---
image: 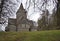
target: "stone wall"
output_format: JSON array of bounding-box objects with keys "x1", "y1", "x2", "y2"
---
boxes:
[
  {"x1": 17, "y1": 24, "x2": 30, "y2": 31},
  {"x1": 8, "y1": 25, "x2": 16, "y2": 31}
]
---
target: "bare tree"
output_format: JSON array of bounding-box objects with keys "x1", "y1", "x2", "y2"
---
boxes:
[{"x1": 0, "y1": 0, "x2": 21, "y2": 31}]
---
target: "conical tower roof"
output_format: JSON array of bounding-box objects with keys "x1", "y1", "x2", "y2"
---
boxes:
[
  {"x1": 17, "y1": 3, "x2": 26, "y2": 13},
  {"x1": 20, "y1": 3, "x2": 24, "y2": 10}
]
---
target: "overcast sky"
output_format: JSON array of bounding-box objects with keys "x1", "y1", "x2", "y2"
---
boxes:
[
  {"x1": 6, "y1": 0, "x2": 57, "y2": 22},
  {"x1": 22, "y1": 0, "x2": 57, "y2": 22}
]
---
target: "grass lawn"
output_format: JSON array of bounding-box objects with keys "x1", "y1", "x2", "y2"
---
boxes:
[{"x1": 0, "y1": 30, "x2": 60, "y2": 41}]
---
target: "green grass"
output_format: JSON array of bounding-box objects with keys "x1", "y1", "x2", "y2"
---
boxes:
[{"x1": 0, "y1": 30, "x2": 60, "y2": 41}]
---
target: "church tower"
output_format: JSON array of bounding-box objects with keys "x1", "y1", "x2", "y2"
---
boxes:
[{"x1": 16, "y1": 3, "x2": 27, "y2": 25}]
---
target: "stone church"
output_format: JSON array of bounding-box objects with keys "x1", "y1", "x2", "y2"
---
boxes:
[{"x1": 5, "y1": 3, "x2": 37, "y2": 32}]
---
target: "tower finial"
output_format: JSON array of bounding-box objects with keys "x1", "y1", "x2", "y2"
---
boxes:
[{"x1": 20, "y1": 3, "x2": 24, "y2": 9}]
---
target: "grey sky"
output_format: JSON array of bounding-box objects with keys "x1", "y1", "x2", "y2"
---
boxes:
[{"x1": 22, "y1": 0, "x2": 57, "y2": 22}]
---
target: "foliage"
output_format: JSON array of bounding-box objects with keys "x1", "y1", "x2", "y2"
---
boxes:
[
  {"x1": 38, "y1": 13, "x2": 58, "y2": 30},
  {"x1": 38, "y1": 18, "x2": 46, "y2": 31},
  {"x1": 57, "y1": 0, "x2": 60, "y2": 27},
  {"x1": 38, "y1": 0, "x2": 60, "y2": 30}
]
